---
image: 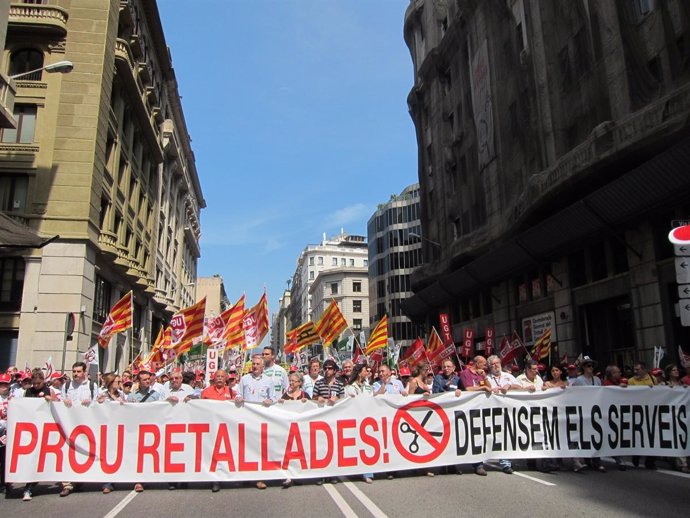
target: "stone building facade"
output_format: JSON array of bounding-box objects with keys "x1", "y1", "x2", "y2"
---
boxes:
[
  {"x1": 0, "y1": 0, "x2": 204, "y2": 371},
  {"x1": 402, "y1": 0, "x2": 690, "y2": 367},
  {"x1": 288, "y1": 232, "x2": 368, "y2": 329},
  {"x1": 367, "y1": 183, "x2": 423, "y2": 347}
]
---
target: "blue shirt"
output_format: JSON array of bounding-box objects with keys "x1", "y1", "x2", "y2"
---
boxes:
[
  {"x1": 373, "y1": 378, "x2": 404, "y2": 394},
  {"x1": 432, "y1": 373, "x2": 462, "y2": 393}
]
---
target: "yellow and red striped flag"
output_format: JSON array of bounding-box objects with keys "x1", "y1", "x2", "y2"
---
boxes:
[
  {"x1": 284, "y1": 321, "x2": 320, "y2": 354},
  {"x1": 531, "y1": 328, "x2": 552, "y2": 360},
  {"x1": 97, "y1": 291, "x2": 133, "y2": 348},
  {"x1": 365, "y1": 316, "x2": 388, "y2": 355},
  {"x1": 222, "y1": 294, "x2": 246, "y2": 350},
  {"x1": 315, "y1": 300, "x2": 348, "y2": 346},
  {"x1": 166, "y1": 297, "x2": 206, "y2": 355},
  {"x1": 244, "y1": 291, "x2": 270, "y2": 348}
]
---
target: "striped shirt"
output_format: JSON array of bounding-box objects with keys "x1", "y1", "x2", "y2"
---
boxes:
[{"x1": 313, "y1": 377, "x2": 344, "y2": 399}]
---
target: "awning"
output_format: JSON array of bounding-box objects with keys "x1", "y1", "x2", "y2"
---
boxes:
[
  {"x1": 402, "y1": 135, "x2": 690, "y2": 320},
  {"x1": 0, "y1": 212, "x2": 58, "y2": 250}
]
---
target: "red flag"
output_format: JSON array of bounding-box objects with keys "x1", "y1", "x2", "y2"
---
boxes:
[
  {"x1": 427, "y1": 327, "x2": 455, "y2": 367},
  {"x1": 97, "y1": 291, "x2": 133, "y2": 348},
  {"x1": 243, "y1": 291, "x2": 269, "y2": 348},
  {"x1": 485, "y1": 327, "x2": 495, "y2": 356},
  {"x1": 167, "y1": 298, "x2": 206, "y2": 355},
  {"x1": 400, "y1": 337, "x2": 425, "y2": 369},
  {"x1": 499, "y1": 331, "x2": 524, "y2": 365},
  {"x1": 353, "y1": 342, "x2": 366, "y2": 364},
  {"x1": 461, "y1": 328, "x2": 475, "y2": 358}
]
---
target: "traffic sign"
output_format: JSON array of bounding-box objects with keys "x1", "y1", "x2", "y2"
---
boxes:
[
  {"x1": 675, "y1": 257, "x2": 690, "y2": 284},
  {"x1": 675, "y1": 244, "x2": 690, "y2": 257},
  {"x1": 679, "y1": 285, "x2": 690, "y2": 299},
  {"x1": 669, "y1": 224, "x2": 690, "y2": 245},
  {"x1": 681, "y1": 301, "x2": 690, "y2": 327}
]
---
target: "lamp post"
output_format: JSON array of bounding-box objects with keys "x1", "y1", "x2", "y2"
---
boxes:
[
  {"x1": 9, "y1": 60, "x2": 74, "y2": 80},
  {"x1": 409, "y1": 231, "x2": 442, "y2": 248}
]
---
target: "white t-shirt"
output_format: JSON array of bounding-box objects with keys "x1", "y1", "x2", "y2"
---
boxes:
[
  {"x1": 263, "y1": 363, "x2": 288, "y2": 396},
  {"x1": 487, "y1": 371, "x2": 520, "y2": 389},
  {"x1": 238, "y1": 373, "x2": 276, "y2": 403},
  {"x1": 159, "y1": 383, "x2": 196, "y2": 400},
  {"x1": 516, "y1": 373, "x2": 544, "y2": 390},
  {"x1": 303, "y1": 374, "x2": 322, "y2": 398}
]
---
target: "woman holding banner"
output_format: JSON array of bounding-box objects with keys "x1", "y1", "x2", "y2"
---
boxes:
[{"x1": 406, "y1": 362, "x2": 432, "y2": 395}]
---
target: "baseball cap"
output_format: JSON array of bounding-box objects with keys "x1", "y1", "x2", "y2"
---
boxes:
[{"x1": 0, "y1": 373, "x2": 11, "y2": 384}]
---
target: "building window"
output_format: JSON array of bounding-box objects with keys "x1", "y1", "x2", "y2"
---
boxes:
[
  {"x1": 349, "y1": 258, "x2": 355, "y2": 267},
  {"x1": 309, "y1": 257, "x2": 314, "y2": 266},
  {"x1": 93, "y1": 274, "x2": 112, "y2": 323},
  {"x1": 332, "y1": 257, "x2": 338, "y2": 266},
  {"x1": 363, "y1": 259, "x2": 368, "y2": 267},
  {"x1": 309, "y1": 270, "x2": 314, "y2": 280},
  {"x1": 353, "y1": 319, "x2": 362, "y2": 330},
  {"x1": 353, "y1": 281, "x2": 361, "y2": 293},
  {"x1": 353, "y1": 300, "x2": 362, "y2": 313},
  {"x1": 1, "y1": 105, "x2": 37, "y2": 144},
  {"x1": 317, "y1": 256, "x2": 323, "y2": 265},
  {"x1": 0, "y1": 175, "x2": 28, "y2": 213},
  {"x1": 9, "y1": 49, "x2": 43, "y2": 80},
  {"x1": 0, "y1": 258, "x2": 24, "y2": 311},
  {"x1": 330, "y1": 282, "x2": 338, "y2": 295},
  {"x1": 340, "y1": 258, "x2": 346, "y2": 266}
]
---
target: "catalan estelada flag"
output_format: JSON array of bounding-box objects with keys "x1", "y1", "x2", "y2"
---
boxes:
[
  {"x1": 97, "y1": 291, "x2": 133, "y2": 348},
  {"x1": 315, "y1": 300, "x2": 348, "y2": 346},
  {"x1": 222, "y1": 294, "x2": 246, "y2": 350},
  {"x1": 167, "y1": 297, "x2": 206, "y2": 355},
  {"x1": 284, "y1": 321, "x2": 319, "y2": 354},
  {"x1": 365, "y1": 316, "x2": 388, "y2": 355}
]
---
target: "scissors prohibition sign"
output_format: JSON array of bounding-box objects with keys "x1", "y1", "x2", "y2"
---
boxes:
[{"x1": 399, "y1": 410, "x2": 443, "y2": 453}]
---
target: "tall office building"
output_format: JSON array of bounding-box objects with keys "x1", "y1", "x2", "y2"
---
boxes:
[
  {"x1": 368, "y1": 184, "x2": 422, "y2": 347},
  {"x1": 0, "y1": 0, "x2": 204, "y2": 370},
  {"x1": 403, "y1": 0, "x2": 690, "y2": 366}
]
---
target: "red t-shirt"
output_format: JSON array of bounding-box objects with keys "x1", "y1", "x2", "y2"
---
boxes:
[
  {"x1": 201, "y1": 385, "x2": 234, "y2": 400},
  {"x1": 681, "y1": 375, "x2": 690, "y2": 386}
]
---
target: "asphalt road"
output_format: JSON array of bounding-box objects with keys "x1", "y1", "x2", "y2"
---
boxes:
[{"x1": 3, "y1": 458, "x2": 689, "y2": 517}]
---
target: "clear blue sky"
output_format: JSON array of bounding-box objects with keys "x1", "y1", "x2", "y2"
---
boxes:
[{"x1": 158, "y1": 0, "x2": 417, "y2": 321}]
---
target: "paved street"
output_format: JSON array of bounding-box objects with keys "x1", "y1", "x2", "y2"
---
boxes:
[{"x1": 4, "y1": 459, "x2": 688, "y2": 517}]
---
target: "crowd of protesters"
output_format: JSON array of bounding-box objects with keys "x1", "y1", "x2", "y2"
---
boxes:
[{"x1": 1, "y1": 346, "x2": 689, "y2": 501}]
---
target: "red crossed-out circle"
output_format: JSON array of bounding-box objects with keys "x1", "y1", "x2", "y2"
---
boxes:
[
  {"x1": 669, "y1": 225, "x2": 690, "y2": 245},
  {"x1": 392, "y1": 400, "x2": 450, "y2": 463}
]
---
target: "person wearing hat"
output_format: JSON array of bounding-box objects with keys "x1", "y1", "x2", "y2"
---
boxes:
[
  {"x1": 48, "y1": 372, "x2": 66, "y2": 400},
  {"x1": 313, "y1": 359, "x2": 345, "y2": 403},
  {"x1": 565, "y1": 364, "x2": 579, "y2": 385},
  {"x1": 0, "y1": 373, "x2": 11, "y2": 494},
  {"x1": 571, "y1": 357, "x2": 601, "y2": 386}
]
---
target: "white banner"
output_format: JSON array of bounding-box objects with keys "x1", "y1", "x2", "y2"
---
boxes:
[{"x1": 6, "y1": 387, "x2": 689, "y2": 483}]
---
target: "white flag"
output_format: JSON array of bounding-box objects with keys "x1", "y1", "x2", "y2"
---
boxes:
[{"x1": 82, "y1": 344, "x2": 99, "y2": 370}]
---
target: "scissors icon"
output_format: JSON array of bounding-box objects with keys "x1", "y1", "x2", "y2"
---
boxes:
[{"x1": 399, "y1": 410, "x2": 443, "y2": 453}]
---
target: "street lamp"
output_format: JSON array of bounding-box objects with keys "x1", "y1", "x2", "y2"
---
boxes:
[
  {"x1": 409, "y1": 231, "x2": 442, "y2": 248},
  {"x1": 9, "y1": 60, "x2": 74, "y2": 80}
]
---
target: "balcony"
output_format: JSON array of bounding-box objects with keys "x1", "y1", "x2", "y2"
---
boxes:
[
  {"x1": 8, "y1": 2, "x2": 69, "y2": 36},
  {"x1": 114, "y1": 38, "x2": 163, "y2": 163}
]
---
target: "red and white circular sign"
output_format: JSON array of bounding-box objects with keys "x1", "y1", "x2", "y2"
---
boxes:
[{"x1": 669, "y1": 225, "x2": 690, "y2": 245}]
